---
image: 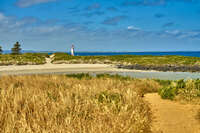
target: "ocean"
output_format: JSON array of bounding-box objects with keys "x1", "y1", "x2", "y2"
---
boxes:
[
  {"x1": 74, "y1": 51, "x2": 200, "y2": 57},
  {"x1": 3, "y1": 51, "x2": 200, "y2": 57}
]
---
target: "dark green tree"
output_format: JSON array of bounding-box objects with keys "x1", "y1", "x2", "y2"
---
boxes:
[
  {"x1": 11, "y1": 42, "x2": 21, "y2": 54},
  {"x1": 0, "y1": 46, "x2": 2, "y2": 54}
]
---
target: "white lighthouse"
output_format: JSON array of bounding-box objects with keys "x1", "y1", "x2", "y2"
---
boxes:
[{"x1": 71, "y1": 44, "x2": 75, "y2": 56}]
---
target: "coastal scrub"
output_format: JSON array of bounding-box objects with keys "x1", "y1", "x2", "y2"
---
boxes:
[
  {"x1": 0, "y1": 53, "x2": 48, "y2": 65},
  {"x1": 0, "y1": 75, "x2": 159, "y2": 133}
]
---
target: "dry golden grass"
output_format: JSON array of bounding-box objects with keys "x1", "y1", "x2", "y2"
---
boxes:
[{"x1": 0, "y1": 75, "x2": 160, "y2": 133}]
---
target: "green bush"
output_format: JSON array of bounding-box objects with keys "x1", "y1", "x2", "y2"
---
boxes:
[
  {"x1": 176, "y1": 79, "x2": 186, "y2": 89},
  {"x1": 194, "y1": 79, "x2": 200, "y2": 90},
  {"x1": 158, "y1": 86, "x2": 177, "y2": 100},
  {"x1": 155, "y1": 79, "x2": 172, "y2": 87},
  {"x1": 96, "y1": 74, "x2": 132, "y2": 80},
  {"x1": 158, "y1": 79, "x2": 200, "y2": 101},
  {"x1": 66, "y1": 73, "x2": 92, "y2": 80}
]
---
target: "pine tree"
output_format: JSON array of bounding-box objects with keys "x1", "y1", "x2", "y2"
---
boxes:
[
  {"x1": 11, "y1": 42, "x2": 22, "y2": 54},
  {"x1": 0, "y1": 46, "x2": 2, "y2": 54}
]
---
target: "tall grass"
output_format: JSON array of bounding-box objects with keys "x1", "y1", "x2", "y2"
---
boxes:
[{"x1": 0, "y1": 75, "x2": 160, "y2": 133}]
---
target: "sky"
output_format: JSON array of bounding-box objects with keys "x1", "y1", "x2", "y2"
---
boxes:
[{"x1": 0, "y1": 0, "x2": 200, "y2": 52}]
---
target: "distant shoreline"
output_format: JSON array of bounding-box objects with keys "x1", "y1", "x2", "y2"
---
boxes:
[
  {"x1": 2, "y1": 51, "x2": 200, "y2": 57},
  {"x1": 1, "y1": 53, "x2": 200, "y2": 73}
]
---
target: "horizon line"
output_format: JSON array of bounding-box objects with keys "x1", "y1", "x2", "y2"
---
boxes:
[{"x1": 2, "y1": 50, "x2": 200, "y2": 53}]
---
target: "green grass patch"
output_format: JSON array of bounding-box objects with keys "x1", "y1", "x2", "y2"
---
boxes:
[
  {"x1": 52, "y1": 53, "x2": 200, "y2": 66},
  {"x1": 66, "y1": 73, "x2": 92, "y2": 80},
  {"x1": 0, "y1": 53, "x2": 47, "y2": 65},
  {"x1": 96, "y1": 73, "x2": 132, "y2": 80}
]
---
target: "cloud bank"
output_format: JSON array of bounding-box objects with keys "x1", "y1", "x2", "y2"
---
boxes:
[{"x1": 16, "y1": 0, "x2": 58, "y2": 8}]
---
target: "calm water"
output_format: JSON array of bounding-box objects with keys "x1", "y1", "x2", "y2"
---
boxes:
[
  {"x1": 108, "y1": 71, "x2": 200, "y2": 80},
  {"x1": 3, "y1": 51, "x2": 200, "y2": 57},
  {"x1": 74, "y1": 51, "x2": 200, "y2": 57}
]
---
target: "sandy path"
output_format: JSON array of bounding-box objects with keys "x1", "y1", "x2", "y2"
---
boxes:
[
  {"x1": 0, "y1": 63, "x2": 117, "y2": 75},
  {"x1": 0, "y1": 58, "x2": 116, "y2": 75},
  {"x1": 0, "y1": 58, "x2": 151, "y2": 75},
  {"x1": 0, "y1": 57, "x2": 114, "y2": 72},
  {"x1": 145, "y1": 93, "x2": 200, "y2": 133},
  {"x1": 45, "y1": 57, "x2": 52, "y2": 64}
]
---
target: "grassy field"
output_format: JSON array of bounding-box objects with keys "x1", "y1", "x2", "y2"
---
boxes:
[
  {"x1": 1, "y1": 73, "x2": 200, "y2": 132},
  {"x1": 0, "y1": 74, "x2": 162, "y2": 133},
  {"x1": 52, "y1": 53, "x2": 200, "y2": 66},
  {"x1": 0, "y1": 53, "x2": 48, "y2": 65}
]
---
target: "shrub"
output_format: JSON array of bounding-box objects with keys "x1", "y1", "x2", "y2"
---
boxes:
[
  {"x1": 158, "y1": 86, "x2": 177, "y2": 100},
  {"x1": 194, "y1": 79, "x2": 200, "y2": 90},
  {"x1": 176, "y1": 79, "x2": 186, "y2": 89},
  {"x1": 66, "y1": 73, "x2": 92, "y2": 80},
  {"x1": 155, "y1": 79, "x2": 172, "y2": 87},
  {"x1": 178, "y1": 80, "x2": 200, "y2": 101},
  {"x1": 96, "y1": 74, "x2": 132, "y2": 80}
]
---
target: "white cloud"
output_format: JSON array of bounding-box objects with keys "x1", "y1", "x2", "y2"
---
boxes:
[
  {"x1": 127, "y1": 26, "x2": 140, "y2": 31},
  {"x1": 165, "y1": 30, "x2": 180, "y2": 35},
  {"x1": 161, "y1": 30, "x2": 200, "y2": 40},
  {"x1": 0, "y1": 13, "x2": 6, "y2": 21},
  {"x1": 16, "y1": 0, "x2": 58, "y2": 8}
]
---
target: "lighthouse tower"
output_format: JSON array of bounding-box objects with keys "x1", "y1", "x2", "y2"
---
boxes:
[{"x1": 71, "y1": 44, "x2": 75, "y2": 56}]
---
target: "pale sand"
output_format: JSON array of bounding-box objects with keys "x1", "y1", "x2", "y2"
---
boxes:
[
  {"x1": 0, "y1": 56, "x2": 158, "y2": 75},
  {"x1": 145, "y1": 93, "x2": 200, "y2": 133},
  {"x1": 0, "y1": 63, "x2": 155, "y2": 75},
  {"x1": 0, "y1": 64, "x2": 112, "y2": 71},
  {"x1": 0, "y1": 57, "x2": 157, "y2": 75}
]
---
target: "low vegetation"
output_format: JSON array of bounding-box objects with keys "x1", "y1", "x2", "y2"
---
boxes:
[
  {"x1": 1, "y1": 73, "x2": 200, "y2": 132},
  {"x1": 1, "y1": 52, "x2": 200, "y2": 72},
  {"x1": 0, "y1": 53, "x2": 48, "y2": 65},
  {"x1": 0, "y1": 74, "x2": 162, "y2": 133},
  {"x1": 158, "y1": 79, "x2": 200, "y2": 102},
  {"x1": 52, "y1": 53, "x2": 200, "y2": 66},
  {"x1": 52, "y1": 53, "x2": 200, "y2": 72}
]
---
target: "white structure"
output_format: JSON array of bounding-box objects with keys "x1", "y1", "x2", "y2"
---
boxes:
[{"x1": 71, "y1": 45, "x2": 75, "y2": 56}]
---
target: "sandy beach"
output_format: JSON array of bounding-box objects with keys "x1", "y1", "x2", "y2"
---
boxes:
[
  {"x1": 0, "y1": 63, "x2": 117, "y2": 75},
  {"x1": 0, "y1": 57, "x2": 151, "y2": 75}
]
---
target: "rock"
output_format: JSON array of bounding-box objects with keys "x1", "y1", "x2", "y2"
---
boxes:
[{"x1": 116, "y1": 64, "x2": 200, "y2": 72}]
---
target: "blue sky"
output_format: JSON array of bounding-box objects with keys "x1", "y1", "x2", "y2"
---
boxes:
[{"x1": 0, "y1": 0, "x2": 200, "y2": 52}]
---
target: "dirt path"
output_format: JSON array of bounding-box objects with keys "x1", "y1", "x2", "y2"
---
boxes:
[
  {"x1": 45, "y1": 57, "x2": 52, "y2": 64},
  {"x1": 144, "y1": 93, "x2": 200, "y2": 133}
]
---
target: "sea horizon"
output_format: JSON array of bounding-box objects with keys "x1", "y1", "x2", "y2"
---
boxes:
[{"x1": 2, "y1": 50, "x2": 200, "y2": 57}]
